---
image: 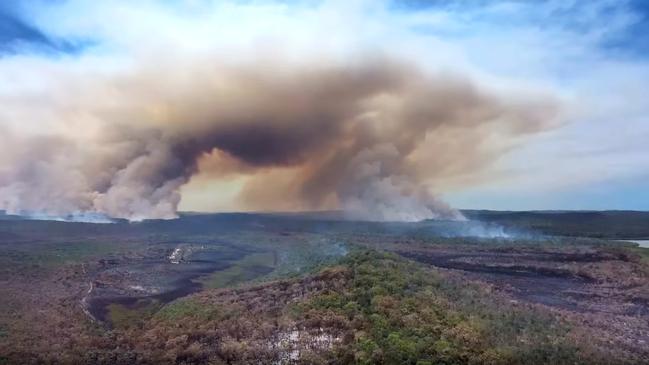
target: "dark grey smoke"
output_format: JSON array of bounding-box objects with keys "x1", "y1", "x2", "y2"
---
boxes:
[{"x1": 0, "y1": 57, "x2": 560, "y2": 221}]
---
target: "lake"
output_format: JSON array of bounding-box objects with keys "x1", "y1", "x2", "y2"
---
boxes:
[{"x1": 618, "y1": 239, "x2": 649, "y2": 248}]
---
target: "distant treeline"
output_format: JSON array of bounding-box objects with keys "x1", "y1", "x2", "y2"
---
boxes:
[
  {"x1": 463, "y1": 210, "x2": 649, "y2": 239},
  {"x1": 2, "y1": 209, "x2": 648, "y2": 241}
]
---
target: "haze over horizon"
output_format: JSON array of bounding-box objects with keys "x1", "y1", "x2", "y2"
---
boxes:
[{"x1": 1, "y1": 0, "x2": 648, "y2": 221}]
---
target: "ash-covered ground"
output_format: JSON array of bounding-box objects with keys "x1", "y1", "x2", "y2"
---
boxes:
[{"x1": 1, "y1": 210, "x2": 649, "y2": 364}]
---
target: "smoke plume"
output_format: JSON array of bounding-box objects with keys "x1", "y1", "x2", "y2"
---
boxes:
[{"x1": 0, "y1": 55, "x2": 559, "y2": 221}]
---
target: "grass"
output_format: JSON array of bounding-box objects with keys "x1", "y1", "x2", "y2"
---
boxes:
[
  {"x1": 197, "y1": 232, "x2": 349, "y2": 289},
  {"x1": 107, "y1": 299, "x2": 162, "y2": 329},
  {"x1": 155, "y1": 298, "x2": 209, "y2": 321},
  {"x1": 200, "y1": 252, "x2": 276, "y2": 289}
]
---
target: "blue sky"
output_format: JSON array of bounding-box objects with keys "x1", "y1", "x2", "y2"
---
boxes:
[
  {"x1": 1, "y1": 0, "x2": 648, "y2": 212},
  {"x1": 0, "y1": 2, "x2": 65, "y2": 53}
]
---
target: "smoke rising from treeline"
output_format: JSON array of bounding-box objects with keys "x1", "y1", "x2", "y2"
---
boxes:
[{"x1": 0, "y1": 55, "x2": 560, "y2": 221}]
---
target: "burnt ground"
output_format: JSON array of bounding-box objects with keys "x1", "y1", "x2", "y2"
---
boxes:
[
  {"x1": 83, "y1": 240, "x2": 272, "y2": 323},
  {"x1": 3, "y1": 212, "x2": 649, "y2": 363},
  {"x1": 392, "y1": 245, "x2": 649, "y2": 359},
  {"x1": 399, "y1": 251, "x2": 594, "y2": 311}
]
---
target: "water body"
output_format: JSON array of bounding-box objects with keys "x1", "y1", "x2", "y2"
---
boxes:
[
  {"x1": 629, "y1": 240, "x2": 649, "y2": 248},
  {"x1": 617, "y1": 239, "x2": 649, "y2": 248}
]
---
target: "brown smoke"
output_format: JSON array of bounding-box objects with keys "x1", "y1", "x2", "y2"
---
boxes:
[{"x1": 0, "y1": 55, "x2": 560, "y2": 221}]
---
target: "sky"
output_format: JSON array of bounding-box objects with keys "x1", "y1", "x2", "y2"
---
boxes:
[{"x1": 0, "y1": 0, "x2": 648, "y2": 217}]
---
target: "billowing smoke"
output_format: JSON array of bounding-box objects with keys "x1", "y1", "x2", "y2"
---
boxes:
[
  {"x1": 0, "y1": 55, "x2": 559, "y2": 221},
  {"x1": 339, "y1": 143, "x2": 463, "y2": 221}
]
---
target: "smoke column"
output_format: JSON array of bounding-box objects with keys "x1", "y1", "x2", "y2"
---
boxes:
[{"x1": 0, "y1": 55, "x2": 559, "y2": 221}]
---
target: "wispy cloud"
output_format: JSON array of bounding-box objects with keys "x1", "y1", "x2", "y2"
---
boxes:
[{"x1": 0, "y1": 2, "x2": 87, "y2": 55}]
